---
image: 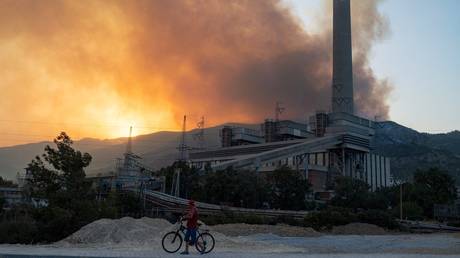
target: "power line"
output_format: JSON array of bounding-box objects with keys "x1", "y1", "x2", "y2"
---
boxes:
[{"x1": 0, "y1": 119, "x2": 179, "y2": 131}]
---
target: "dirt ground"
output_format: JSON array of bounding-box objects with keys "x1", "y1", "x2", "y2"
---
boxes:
[
  {"x1": 1, "y1": 217, "x2": 457, "y2": 257},
  {"x1": 210, "y1": 223, "x2": 321, "y2": 237}
]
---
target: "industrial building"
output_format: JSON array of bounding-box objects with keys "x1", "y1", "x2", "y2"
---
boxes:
[
  {"x1": 190, "y1": 0, "x2": 391, "y2": 194},
  {"x1": 0, "y1": 187, "x2": 22, "y2": 208}
]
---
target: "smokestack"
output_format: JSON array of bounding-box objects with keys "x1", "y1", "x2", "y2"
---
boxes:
[{"x1": 332, "y1": 0, "x2": 354, "y2": 114}]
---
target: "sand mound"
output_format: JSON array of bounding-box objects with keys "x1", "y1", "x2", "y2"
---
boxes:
[
  {"x1": 332, "y1": 223, "x2": 386, "y2": 235},
  {"x1": 57, "y1": 217, "x2": 292, "y2": 252},
  {"x1": 59, "y1": 217, "x2": 173, "y2": 246},
  {"x1": 211, "y1": 223, "x2": 320, "y2": 237}
]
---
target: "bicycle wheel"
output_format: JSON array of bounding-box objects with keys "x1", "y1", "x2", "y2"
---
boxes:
[
  {"x1": 195, "y1": 232, "x2": 215, "y2": 254},
  {"x1": 162, "y1": 231, "x2": 183, "y2": 253}
]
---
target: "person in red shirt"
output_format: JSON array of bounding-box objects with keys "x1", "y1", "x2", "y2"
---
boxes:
[{"x1": 181, "y1": 199, "x2": 199, "y2": 255}]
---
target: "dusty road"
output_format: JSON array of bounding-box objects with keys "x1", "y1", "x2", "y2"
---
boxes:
[{"x1": 0, "y1": 233, "x2": 459, "y2": 258}]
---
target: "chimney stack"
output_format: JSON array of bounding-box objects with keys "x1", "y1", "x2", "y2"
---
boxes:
[{"x1": 332, "y1": 0, "x2": 354, "y2": 114}]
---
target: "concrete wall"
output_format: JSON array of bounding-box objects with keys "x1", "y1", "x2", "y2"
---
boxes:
[{"x1": 363, "y1": 153, "x2": 391, "y2": 191}]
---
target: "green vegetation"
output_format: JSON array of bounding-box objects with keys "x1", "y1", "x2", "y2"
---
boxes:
[
  {"x1": 0, "y1": 133, "x2": 143, "y2": 244},
  {"x1": 412, "y1": 168, "x2": 457, "y2": 217},
  {"x1": 160, "y1": 164, "x2": 310, "y2": 210},
  {"x1": 0, "y1": 132, "x2": 457, "y2": 244},
  {"x1": 309, "y1": 169, "x2": 457, "y2": 229},
  {"x1": 303, "y1": 207, "x2": 397, "y2": 230}
]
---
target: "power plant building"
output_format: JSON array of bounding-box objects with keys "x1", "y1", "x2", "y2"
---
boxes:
[{"x1": 189, "y1": 0, "x2": 391, "y2": 195}]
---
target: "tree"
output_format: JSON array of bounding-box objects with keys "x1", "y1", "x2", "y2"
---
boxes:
[
  {"x1": 158, "y1": 161, "x2": 203, "y2": 199},
  {"x1": 330, "y1": 176, "x2": 370, "y2": 210},
  {"x1": 27, "y1": 132, "x2": 93, "y2": 207},
  {"x1": 268, "y1": 166, "x2": 310, "y2": 210},
  {"x1": 200, "y1": 168, "x2": 269, "y2": 208},
  {"x1": 412, "y1": 168, "x2": 457, "y2": 217},
  {"x1": 25, "y1": 132, "x2": 98, "y2": 241},
  {"x1": 393, "y1": 201, "x2": 423, "y2": 220}
]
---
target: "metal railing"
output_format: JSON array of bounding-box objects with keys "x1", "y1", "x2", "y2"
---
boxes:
[{"x1": 128, "y1": 188, "x2": 310, "y2": 219}]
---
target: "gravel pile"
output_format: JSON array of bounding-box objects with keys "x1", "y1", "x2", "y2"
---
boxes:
[
  {"x1": 59, "y1": 217, "x2": 173, "y2": 246},
  {"x1": 332, "y1": 223, "x2": 386, "y2": 235},
  {"x1": 211, "y1": 223, "x2": 320, "y2": 237},
  {"x1": 56, "y1": 217, "x2": 298, "y2": 253}
]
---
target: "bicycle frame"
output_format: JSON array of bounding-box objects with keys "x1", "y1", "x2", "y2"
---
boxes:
[{"x1": 173, "y1": 218, "x2": 206, "y2": 240}]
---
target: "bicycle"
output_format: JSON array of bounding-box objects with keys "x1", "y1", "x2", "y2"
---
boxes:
[{"x1": 161, "y1": 216, "x2": 215, "y2": 254}]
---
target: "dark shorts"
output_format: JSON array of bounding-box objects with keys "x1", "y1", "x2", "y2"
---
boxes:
[{"x1": 184, "y1": 228, "x2": 197, "y2": 244}]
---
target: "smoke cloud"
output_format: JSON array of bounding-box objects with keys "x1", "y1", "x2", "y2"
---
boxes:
[{"x1": 0, "y1": 0, "x2": 391, "y2": 145}]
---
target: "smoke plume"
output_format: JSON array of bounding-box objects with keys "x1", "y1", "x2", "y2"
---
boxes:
[{"x1": 0, "y1": 0, "x2": 391, "y2": 145}]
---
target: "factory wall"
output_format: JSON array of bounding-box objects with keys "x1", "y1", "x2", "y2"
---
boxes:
[{"x1": 365, "y1": 153, "x2": 391, "y2": 191}]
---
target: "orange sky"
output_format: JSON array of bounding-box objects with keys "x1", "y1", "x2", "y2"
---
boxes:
[{"x1": 0, "y1": 0, "x2": 391, "y2": 147}]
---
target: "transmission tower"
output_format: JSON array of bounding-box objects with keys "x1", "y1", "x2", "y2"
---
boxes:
[
  {"x1": 171, "y1": 115, "x2": 189, "y2": 197},
  {"x1": 177, "y1": 115, "x2": 188, "y2": 161},
  {"x1": 274, "y1": 102, "x2": 285, "y2": 137},
  {"x1": 193, "y1": 116, "x2": 205, "y2": 150},
  {"x1": 275, "y1": 101, "x2": 285, "y2": 122}
]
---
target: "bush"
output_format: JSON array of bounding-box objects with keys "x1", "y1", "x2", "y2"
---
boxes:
[
  {"x1": 201, "y1": 213, "x2": 307, "y2": 227},
  {"x1": 303, "y1": 207, "x2": 397, "y2": 230},
  {"x1": 202, "y1": 214, "x2": 274, "y2": 226},
  {"x1": 446, "y1": 221, "x2": 460, "y2": 227},
  {"x1": 0, "y1": 197, "x2": 4, "y2": 211},
  {"x1": 357, "y1": 209, "x2": 398, "y2": 229},
  {"x1": 32, "y1": 207, "x2": 74, "y2": 242},
  {"x1": 276, "y1": 215, "x2": 303, "y2": 227},
  {"x1": 393, "y1": 202, "x2": 424, "y2": 221},
  {"x1": 0, "y1": 220, "x2": 38, "y2": 244},
  {"x1": 303, "y1": 207, "x2": 357, "y2": 230}
]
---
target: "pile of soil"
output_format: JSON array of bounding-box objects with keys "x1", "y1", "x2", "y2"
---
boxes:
[
  {"x1": 57, "y1": 217, "x2": 296, "y2": 253},
  {"x1": 331, "y1": 223, "x2": 386, "y2": 235},
  {"x1": 59, "y1": 217, "x2": 173, "y2": 246},
  {"x1": 211, "y1": 223, "x2": 320, "y2": 237}
]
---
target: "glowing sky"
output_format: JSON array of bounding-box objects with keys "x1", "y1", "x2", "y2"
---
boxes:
[{"x1": 0, "y1": 0, "x2": 457, "y2": 147}]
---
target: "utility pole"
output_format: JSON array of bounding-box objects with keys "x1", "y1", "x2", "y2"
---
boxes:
[
  {"x1": 400, "y1": 183, "x2": 403, "y2": 220},
  {"x1": 174, "y1": 168, "x2": 180, "y2": 197}
]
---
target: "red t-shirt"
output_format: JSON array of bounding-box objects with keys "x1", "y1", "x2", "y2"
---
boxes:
[{"x1": 186, "y1": 206, "x2": 198, "y2": 229}]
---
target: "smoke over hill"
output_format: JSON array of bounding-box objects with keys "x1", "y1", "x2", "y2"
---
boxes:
[{"x1": 0, "y1": 0, "x2": 391, "y2": 145}]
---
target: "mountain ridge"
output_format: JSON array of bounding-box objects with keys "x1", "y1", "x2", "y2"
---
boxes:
[{"x1": 1, "y1": 121, "x2": 459, "y2": 184}]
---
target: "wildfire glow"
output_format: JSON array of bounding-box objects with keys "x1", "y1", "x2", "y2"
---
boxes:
[{"x1": 0, "y1": 0, "x2": 390, "y2": 147}]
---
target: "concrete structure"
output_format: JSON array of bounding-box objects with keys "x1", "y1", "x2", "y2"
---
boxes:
[
  {"x1": 191, "y1": 129, "x2": 391, "y2": 191},
  {"x1": 332, "y1": 0, "x2": 354, "y2": 114},
  {"x1": 222, "y1": 120, "x2": 311, "y2": 148},
  {"x1": 88, "y1": 130, "x2": 165, "y2": 195},
  {"x1": 310, "y1": 111, "x2": 328, "y2": 137},
  {"x1": 262, "y1": 120, "x2": 312, "y2": 142},
  {"x1": 221, "y1": 126, "x2": 264, "y2": 147}
]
